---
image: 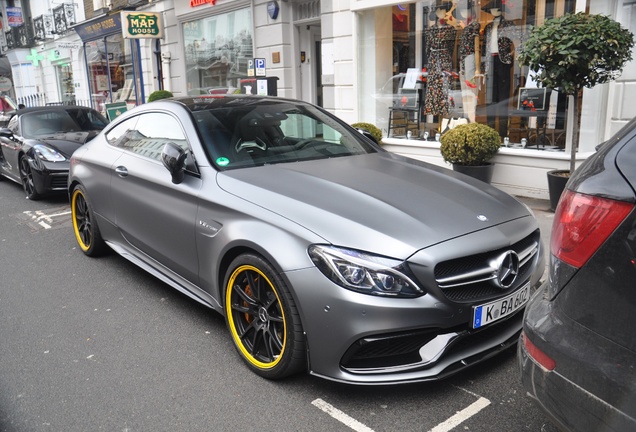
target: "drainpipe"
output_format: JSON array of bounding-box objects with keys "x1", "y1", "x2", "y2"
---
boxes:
[{"x1": 161, "y1": 51, "x2": 172, "y2": 92}]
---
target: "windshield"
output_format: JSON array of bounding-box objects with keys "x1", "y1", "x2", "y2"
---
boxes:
[
  {"x1": 21, "y1": 109, "x2": 108, "y2": 139},
  {"x1": 192, "y1": 100, "x2": 379, "y2": 169}
]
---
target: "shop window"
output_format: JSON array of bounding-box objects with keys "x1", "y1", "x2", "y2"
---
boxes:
[
  {"x1": 85, "y1": 35, "x2": 142, "y2": 115},
  {"x1": 183, "y1": 8, "x2": 254, "y2": 96},
  {"x1": 361, "y1": 0, "x2": 575, "y2": 147},
  {"x1": 57, "y1": 64, "x2": 75, "y2": 104}
]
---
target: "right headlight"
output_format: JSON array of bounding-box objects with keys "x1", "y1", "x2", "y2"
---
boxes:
[{"x1": 308, "y1": 245, "x2": 423, "y2": 297}]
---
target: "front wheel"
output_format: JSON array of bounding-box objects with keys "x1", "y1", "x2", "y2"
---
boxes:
[
  {"x1": 19, "y1": 156, "x2": 41, "y2": 200},
  {"x1": 224, "y1": 254, "x2": 306, "y2": 379},
  {"x1": 71, "y1": 185, "x2": 107, "y2": 257}
]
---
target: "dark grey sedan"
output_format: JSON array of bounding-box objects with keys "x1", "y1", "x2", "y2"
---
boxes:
[
  {"x1": 520, "y1": 118, "x2": 636, "y2": 430},
  {"x1": 0, "y1": 106, "x2": 108, "y2": 199},
  {"x1": 68, "y1": 95, "x2": 544, "y2": 384}
]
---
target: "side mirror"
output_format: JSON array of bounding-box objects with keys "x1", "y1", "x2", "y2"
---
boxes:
[
  {"x1": 161, "y1": 142, "x2": 188, "y2": 184},
  {"x1": 356, "y1": 128, "x2": 378, "y2": 144},
  {"x1": 0, "y1": 128, "x2": 13, "y2": 138}
]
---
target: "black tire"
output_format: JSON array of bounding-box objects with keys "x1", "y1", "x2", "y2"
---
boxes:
[
  {"x1": 224, "y1": 254, "x2": 306, "y2": 379},
  {"x1": 19, "y1": 156, "x2": 42, "y2": 200},
  {"x1": 71, "y1": 184, "x2": 108, "y2": 257}
]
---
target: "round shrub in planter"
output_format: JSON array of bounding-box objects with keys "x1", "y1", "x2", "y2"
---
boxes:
[
  {"x1": 147, "y1": 90, "x2": 173, "y2": 102},
  {"x1": 440, "y1": 123, "x2": 501, "y2": 183}
]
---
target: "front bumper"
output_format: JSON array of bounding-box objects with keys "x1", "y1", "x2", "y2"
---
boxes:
[
  {"x1": 519, "y1": 283, "x2": 636, "y2": 432},
  {"x1": 287, "y1": 218, "x2": 544, "y2": 385},
  {"x1": 28, "y1": 157, "x2": 70, "y2": 194},
  {"x1": 288, "y1": 266, "x2": 538, "y2": 385}
]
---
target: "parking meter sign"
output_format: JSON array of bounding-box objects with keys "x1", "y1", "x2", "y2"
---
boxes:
[
  {"x1": 255, "y1": 58, "x2": 266, "y2": 77},
  {"x1": 247, "y1": 59, "x2": 254, "y2": 77}
]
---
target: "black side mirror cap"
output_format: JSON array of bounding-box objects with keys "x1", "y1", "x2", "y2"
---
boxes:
[
  {"x1": 161, "y1": 142, "x2": 188, "y2": 184},
  {"x1": 0, "y1": 128, "x2": 13, "y2": 138}
]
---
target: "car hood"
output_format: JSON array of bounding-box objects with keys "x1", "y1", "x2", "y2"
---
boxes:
[
  {"x1": 29, "y1": 131, "x2": 100, "y2": 156},
  {"x1": 217, "y1": 152, "x2": 530, "y2": 258}
]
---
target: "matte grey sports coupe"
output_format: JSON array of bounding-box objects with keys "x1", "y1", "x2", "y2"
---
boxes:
[{"x1": 68, "y1": 95, "x2": 544, "y2": 384}]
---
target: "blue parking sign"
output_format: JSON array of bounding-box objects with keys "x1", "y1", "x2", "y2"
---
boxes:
[{"x1": 255, "y1": 58, "x2": 266, "y2": 76}]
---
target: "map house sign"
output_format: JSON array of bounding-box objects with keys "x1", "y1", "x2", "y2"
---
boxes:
[{"x1": 121, "y1": 11, "x2": 163, "y2": 39}]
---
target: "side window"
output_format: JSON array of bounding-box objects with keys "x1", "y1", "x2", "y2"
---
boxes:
[
  {"x1": 128, "y1": 113, "x2": 189, "y2": 161},
  {"x1": 87, "y1": 110, "x2": 109, "y2": 129},
  {"x1": 105, "y1": 116, "x2": 139, "y2": 148}
]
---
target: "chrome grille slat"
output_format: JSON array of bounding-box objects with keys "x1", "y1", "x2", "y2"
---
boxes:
[{"x1": 434, "y1": 231, "x2": 540, "y2": 302}]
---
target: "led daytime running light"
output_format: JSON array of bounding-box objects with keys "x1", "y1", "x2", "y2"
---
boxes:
[{"x1": 309, "y1": 245, "x2": 422, "y2": 297}]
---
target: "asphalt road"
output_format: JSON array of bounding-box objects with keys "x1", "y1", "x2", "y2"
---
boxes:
[{"x1": 0, "y1": 179, "x2": 557, "y2": 432}]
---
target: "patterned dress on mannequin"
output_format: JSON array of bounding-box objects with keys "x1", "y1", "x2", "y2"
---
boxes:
[{"x1": 424, "y1": 24, "x2": 457, "y2": 116}]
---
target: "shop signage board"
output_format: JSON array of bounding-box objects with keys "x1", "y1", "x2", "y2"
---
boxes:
[
  {"x1": 75, "y1": 14, "x2": 122, "y2": 42},
  {"x1": 105, "y1": 102, "x2": 128, "y2": 121},
  {"x1": 190, "y1": 0, "x2": 217, "y2": 7},
  {"x1": 57, "y1": 42, "x2": 81, "y2": 50},
  {"x1": 121, "y1": 11, "x2": 163, "y2": 39},
  {"x1": 7, "y1": 7, "x2": 23, "y2": 27}
]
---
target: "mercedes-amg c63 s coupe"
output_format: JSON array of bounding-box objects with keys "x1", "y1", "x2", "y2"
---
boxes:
[{"x1": 68, "y1": 95, "x2": 544, "y2": 384}]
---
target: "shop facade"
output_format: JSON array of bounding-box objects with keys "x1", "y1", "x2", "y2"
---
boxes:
[
  {"x1": 5, "y1": 0, "x2": 634, "y2": 199},
  {"x1": 73, "y1": 13, "x2": 145, "y2": 115},
  {"x1": 5, "y1": 1, "x2": 88, "y2": 108},
  {"x1": 349, "y1": 0, "x2": 636, "y2": 199}
]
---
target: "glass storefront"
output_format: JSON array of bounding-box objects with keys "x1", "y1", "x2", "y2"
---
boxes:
[
  {"x1": 183, "y1": 7, "x2": 254, "y2": 96},
  {"x1": 85, "y1": 34, "x2": 142, "y2": 114},
  {"x1": 56, "y1": 64, "x2": 75, "y2": 105},
  {"x1": 359, "y1": 0, "x2": 576, "y2": 147}
]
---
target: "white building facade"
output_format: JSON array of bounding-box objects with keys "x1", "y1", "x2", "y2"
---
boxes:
[{"x1": 4, "y1": 0, "x2": 636, "y2": 199}]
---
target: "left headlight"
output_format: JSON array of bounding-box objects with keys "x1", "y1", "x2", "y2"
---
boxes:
[
  {"x1": 308, "y1": 245, "x2": 423, "y2": 298},
  {"x1": 33, "y1": 144, "x2": 66, "y2": 162}
]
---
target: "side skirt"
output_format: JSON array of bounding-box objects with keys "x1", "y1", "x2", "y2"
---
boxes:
[{"x1": 105, "y1": 240, "x2": 223, "y2": 314}]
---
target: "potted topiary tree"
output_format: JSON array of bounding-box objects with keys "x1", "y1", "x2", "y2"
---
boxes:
[
  {"x1": 518, "y1": 12, "x2": 634, "y2": 210},
  {"x1": 440, "y1": 123, "x2": 501, "y2": 183}
]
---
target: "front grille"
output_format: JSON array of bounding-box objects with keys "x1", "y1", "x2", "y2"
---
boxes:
[
  {"x1": 50, "y1": 174, "x2": 68, "y2": 190},
  {"x1": 434, "y1": 231, "x2": 540, "y2": 303}
]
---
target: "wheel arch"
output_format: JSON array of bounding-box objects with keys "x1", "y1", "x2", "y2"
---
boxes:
[
  {"x1": 216, "y1": 244, "x2": 294, "y2": 311},
  {"x1": 68, "y1": 178, "x2": 81, "y2": 199}
]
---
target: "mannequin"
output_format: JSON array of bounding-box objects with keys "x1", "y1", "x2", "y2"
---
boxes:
[
  {"x1": 424, "y1": 2, "x2": 457, "y2": 117},
  {"x1": 482, "y1": 0, "x2": 518, "y2": 137},
  {"x1": 455, "y1": 0, "x2": 481, "y2": 122}
]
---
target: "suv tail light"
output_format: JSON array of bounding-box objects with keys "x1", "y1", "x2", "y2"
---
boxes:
[
  {"x1": 522, "y1": 331, "x2": 556, "y2": 371},
  {"x1": 551, "y1": 190, "x2": 634, "y2": 268}
]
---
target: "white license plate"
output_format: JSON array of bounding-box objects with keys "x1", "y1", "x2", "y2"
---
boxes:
[{"x1": 472, "y1": 283, "x2": 530, "y2": 329}]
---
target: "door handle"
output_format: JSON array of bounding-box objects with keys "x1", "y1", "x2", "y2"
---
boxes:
[{"x1": 115, "y1": 166, "x2": 128, "y2": 177}]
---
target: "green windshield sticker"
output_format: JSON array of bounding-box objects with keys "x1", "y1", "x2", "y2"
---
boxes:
[{"x1": 216, "y1": 157, "x2": 230, "y2": 166}]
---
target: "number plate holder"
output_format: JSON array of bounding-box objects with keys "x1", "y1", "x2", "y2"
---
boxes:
[{"x1": 472, "y1": 283, "x2": 530, "y2": 329}]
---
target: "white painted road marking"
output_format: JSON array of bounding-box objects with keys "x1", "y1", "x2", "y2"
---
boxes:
[
  {"x1": 312, "y1": 389, "x2": 491, "y2": 432},
  {"x1": 312, "y1": 398, "x2": 375, "y2": 432},
  {"x1": 20, "y1": 208, "x2": 71, "y2": 231},
  {"x1": 428, "y1": 396, "x2": 491, "y2": 432}
]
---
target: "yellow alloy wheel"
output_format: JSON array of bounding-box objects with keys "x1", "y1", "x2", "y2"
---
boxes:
[{"x1": 226, "y1": 264, "x2": 287, "y2": 369}]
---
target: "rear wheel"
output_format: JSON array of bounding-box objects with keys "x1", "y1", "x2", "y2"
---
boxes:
[
  {"x1": 224, "y1": 254, "x2": 306, "y2": 379},
  {"x1": 71, "y1": 185, "x2": 107, "y2": 256},
  {"x1": 19, "y1": 156, "x2": 41, "y2": 200}
]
